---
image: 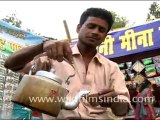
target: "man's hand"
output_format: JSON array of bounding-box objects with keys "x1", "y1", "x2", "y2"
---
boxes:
[
  {"x1": 43, "y1": 40, "x2": 73, "y2": 63},
  {"x1": 86, "y1": 89, "x2": 129, "y2": 116},
  {"x1": 86, "y1": 89, "x2": 117, "y2": 107},
  {"x1": 98, "y1": 89, "x2": 129, "y2": 116},
  {"x1": 98, "y1": 89, "x2": 117, "y2": 107}
]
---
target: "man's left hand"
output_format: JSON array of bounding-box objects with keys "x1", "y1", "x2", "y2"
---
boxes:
[{"x1": 98, "y1": 89, "x2": 129, "y2": 116}]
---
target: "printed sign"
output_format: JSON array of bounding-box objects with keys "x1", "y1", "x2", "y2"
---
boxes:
[
  {"x1": 0, "y1": 20, "x2": 45, "y2": 54},
  {"x1": 97, "y1": 19, "x2": 160, "y2": 58}
]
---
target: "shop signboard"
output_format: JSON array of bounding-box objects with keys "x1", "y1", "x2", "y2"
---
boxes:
[
  {"x1": 0, "y1": 20, "x2": 44, "y2": 119},
  {"x1": 0, "y1": 20, "x2": 44, "y2": 55},
  {"x1": 97, "y1": 19, "x2": 160, "y2": 58}
]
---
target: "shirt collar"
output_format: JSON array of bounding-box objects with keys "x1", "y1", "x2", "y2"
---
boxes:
[{"x1": 94, "y1": 53, "x2": 104, "y2": 65}]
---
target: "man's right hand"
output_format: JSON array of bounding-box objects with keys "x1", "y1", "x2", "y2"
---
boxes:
[{"x1": 43, "y1": 40, "x2": 73, "y2": 63}]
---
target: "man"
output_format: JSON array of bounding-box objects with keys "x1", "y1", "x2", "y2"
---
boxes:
[{"x1": 4, "y1": 8, "x2": 131, "y2": 119}]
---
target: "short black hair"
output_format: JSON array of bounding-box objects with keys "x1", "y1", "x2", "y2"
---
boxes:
[{"x1": 79, "y1": 7, "x2": 114, "y2": 33}]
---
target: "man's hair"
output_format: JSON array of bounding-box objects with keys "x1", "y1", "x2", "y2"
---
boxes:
[{"x1": 79, "y1": 7, "x2": 114, "y2": 33}]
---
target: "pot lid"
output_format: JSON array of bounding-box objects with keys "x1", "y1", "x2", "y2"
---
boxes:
[{"x1": 35, "y1": 70, "x2": 62, "y2": 84}]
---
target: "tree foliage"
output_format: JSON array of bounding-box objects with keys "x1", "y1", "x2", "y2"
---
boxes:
[
  {"x1": 147, "y1": 2, "x2": 160, "y2": 21},
  {"x1": 1, "y1": 13, "x2": 40, "y2": 35},
  {"x1": 2, "y1": 13, "x2": 22, "y2": 28},
  {"x1": 111, "y1": 11, "x2": 128, "y2": 30}
]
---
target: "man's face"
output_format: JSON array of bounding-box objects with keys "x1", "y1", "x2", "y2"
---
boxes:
[{"x1": 77, "y1": 16, "x2": 109, "y2": 47}]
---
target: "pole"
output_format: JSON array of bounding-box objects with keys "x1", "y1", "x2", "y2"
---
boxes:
[{"x1": 63, "y1": 20, "x2": 71, "y2": 43}]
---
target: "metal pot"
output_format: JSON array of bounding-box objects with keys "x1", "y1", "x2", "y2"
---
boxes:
[{"x1": 12, "y1": 60, "x2": 89, "y2": 117}]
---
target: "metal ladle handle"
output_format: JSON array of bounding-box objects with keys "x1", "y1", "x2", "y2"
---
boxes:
[
  {"x1": 46, "y1": 57, "x2": 76, "y2": 87},
  {"x1": 62, "y1": 58, "x2": 76, "y2": 86}
]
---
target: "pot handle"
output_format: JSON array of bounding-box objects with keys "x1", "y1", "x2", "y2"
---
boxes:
[
  {"x1": 29, "y1": 61, "x2": 37, "y2": 75},
  {"x1": 28, "y1": 54, "x2": 76, "y2": 86}
]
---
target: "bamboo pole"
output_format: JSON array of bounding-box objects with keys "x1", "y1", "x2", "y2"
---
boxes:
[{"x1": 63, "y1": 20, "x2": 71, "y2": 43}]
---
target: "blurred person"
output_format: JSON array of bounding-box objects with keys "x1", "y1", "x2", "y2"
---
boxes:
[{"x1": 135, "y1": 80, "x2": 156, "y2": 120}]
